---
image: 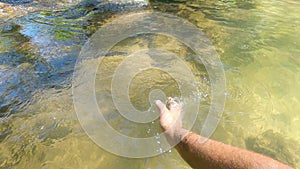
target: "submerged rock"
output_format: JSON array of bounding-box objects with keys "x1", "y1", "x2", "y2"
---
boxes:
[
  {"x1": 58, "y1": 0, "x2": 148, "y2": 19},
  {"x1": 0, "y1": 22, "x2": 21, "y2": 33},
  {"x1": 0, "y1": 0, "x2": 149, "y2": 120}
]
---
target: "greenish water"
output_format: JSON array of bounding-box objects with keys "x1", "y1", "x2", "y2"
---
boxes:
[{"x1": 0, "y1": 0, "x2": 299, "y2": 168}]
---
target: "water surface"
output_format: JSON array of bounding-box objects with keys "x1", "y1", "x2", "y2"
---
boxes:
[{"x1": 0, "y1": 0, "x2": 299, "y2": 168}]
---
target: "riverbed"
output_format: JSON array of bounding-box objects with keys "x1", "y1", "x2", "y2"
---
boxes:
[{"x1": 0, "y1": 0, "x2": 299, "y2": 168}]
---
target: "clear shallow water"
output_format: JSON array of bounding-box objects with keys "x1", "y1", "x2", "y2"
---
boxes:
[{"x1": 0, "y1": 0, "x2": 299, "y2": 168}]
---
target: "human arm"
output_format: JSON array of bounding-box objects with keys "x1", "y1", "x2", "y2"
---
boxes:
[{"x1": 155, "y1": 98, "x2": 294, "y2": 169}]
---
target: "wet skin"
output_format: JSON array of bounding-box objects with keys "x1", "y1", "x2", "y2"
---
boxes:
[{"x1": 155, "y1": 97, "x2": 294, "y2": 169}]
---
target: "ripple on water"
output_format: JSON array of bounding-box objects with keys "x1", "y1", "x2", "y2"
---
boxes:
[
  {"x1": 0, "y1": 64, "x2": 38, "y2": 117},
  {"x1": 246, "y1": 129, "x2": 300, "y2": 168},
  {"x1": 0, "y1": 0, "x2": 299, "y2": 168},
  {"x1": 0, "y1": 0, "x2": 149, "y2": 120}
]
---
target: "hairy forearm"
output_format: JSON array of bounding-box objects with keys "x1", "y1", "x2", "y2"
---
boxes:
[{"x1": 174, "y1": 130, "x2": 294, "y2": 169}]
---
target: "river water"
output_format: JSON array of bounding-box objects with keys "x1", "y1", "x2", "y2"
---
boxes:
[{"x1": 0, "y1": 0, "x2": 299, "y2": 168}]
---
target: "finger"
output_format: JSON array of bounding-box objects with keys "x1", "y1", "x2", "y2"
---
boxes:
[
  {"x1": 168, "y1": 99, "x2": 181, "y2": 111},
  {"x1": 155, "y1": 100, "x2": 167, "y2": 114}
]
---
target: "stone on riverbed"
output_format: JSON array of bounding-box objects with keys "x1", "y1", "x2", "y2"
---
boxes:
[{"x1": 58, "y1": 0, "x2": 148, "y2": 19}]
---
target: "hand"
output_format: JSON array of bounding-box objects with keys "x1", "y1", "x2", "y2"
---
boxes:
[{"x1": 155, "y1": 97, "x2": 187, "y2": 144}]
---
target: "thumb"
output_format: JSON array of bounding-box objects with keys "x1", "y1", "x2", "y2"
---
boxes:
[{"x1": 155, "y1": 100, "x2": 167, "y2": 114}]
